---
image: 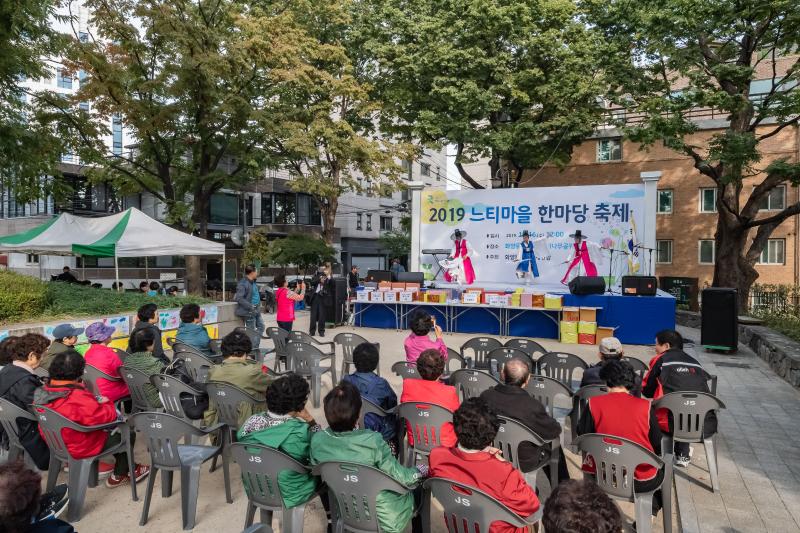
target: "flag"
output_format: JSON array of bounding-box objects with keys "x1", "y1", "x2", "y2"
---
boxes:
[{"x1": 627, "y1": 213, "x2": 641, "y2": 274}]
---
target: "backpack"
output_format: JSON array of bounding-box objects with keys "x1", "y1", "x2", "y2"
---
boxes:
[{"x1": 163, "y1": 358, "x2": 209, "y2": 420}]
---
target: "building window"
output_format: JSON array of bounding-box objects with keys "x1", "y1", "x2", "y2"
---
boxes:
[
  {"x1": 759, "y1": 239, "x2": 785, "y2": 265},
  {"x1": 209, "y1": 193, "x2": 239, "y2": 225},
  {"x1": 356, "y1": 214, "x2": 362, "y2": 230},
  {"x1": 61, "y1": 152, "x2": 74, "y2": 163},
  {"x1": 274, "y1": 193, "x2": 296, "y2": 224},
  {"x1": 79, "y1": 31, "x2": 89, "y2": 43},
  {"x1": 656, "y1": 240, "x2": 673, "y2": 264},
  {"x1": 261, "y1": 193, "x2": 273, "y2": 224},
  {"x1": 56, "y1": 69, "x2": 72, "y2": 89},
  {"x1": 420, "y1": 162, "x2": 431, "y2": 176},
  {"x1": 380, "y1": 216, "x2": 393, "y2": 231},
  {"x1": 698, "y1": 240, "x2": 715, "y2": 265},
  {"x1": 401, "y1": 159, "x2": 412, "y2": 179},
  {"x1": 366, "y1": 214, "x2": 372, "y2": 231},
  {"x1": 757, "y1": 185, "x2": 785, "y2": 211},
  {"x1": 699, "y1": 188, "x2": 717, "y2": 213},
  {"x1": 596, "y1": 138, "x2": 622, "y2": 162},
  {"x1": 79, "y1": 102, "x2": 90, "y2": 112},
  {"x1": 112, "y1": 114, "x2": 123, "y2": 155},
  {"x1": 26, "y1": 254, "x2": 39, "y2": 265},
  {"x1": 657, "y1": 190, "x2": 673, "y2": 214}
]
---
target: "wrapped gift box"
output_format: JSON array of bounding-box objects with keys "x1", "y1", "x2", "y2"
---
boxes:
[
  {"x1": 424, "y1": 291, "x2": 447, "y2": 303},
  {"x1": 370, "y1": 290, "x2": 385, "y2": 302},
  {"x1": 544, "y1": 294, "x2": 562, "y2": 309},
  {"x1": 355, "y1": 290, "x2": 371, "y2": 302},
  {"x1": 378, "y1": 281, "x2": 392, "y2": 289},
  {"x1": 532, "y1": 292, "x2": 545, "y2": 308},
  {"x1": 391, "y1": 282, "x2": 405, "y2": 290},
  {"x1": 578, "y1": 321, "x2": 598, "y2": 334},
  {"x1": 520, "y1": 293, "x2": 534, "y2": 308},
  {"x1": 405, "y1": 283, "x2": 421, "y2": 290},
  {"x1": 596, "y1": 326, "x2": 617, "y2": 344},
  {"x1": 580, "y1": 307, "x2": 597, "y2": 322},
  {"x1": 482, "y1": 291, "x2": 505, "y2": 304},
  {"x1": 563, "y1": 307, "x2": 580, "y2": 322},
  {"x1": 384, "y1": 291, "x2": 398, "y2": 303},
  {"x1": 561, "y1": 331, "x2": 579, "y2": 344},
  {"x1": 560, "y1": 321, "x2": 578, "y2": 335},
  {"x1": 462, "y1": 292, "x2": 480, "y2": 304},
  {"x1": 579, "y1": 333, "x2": 596, "y2": 345},
  {"x1": 399, "y1": 291, "x2": 415, "y2": 303}
]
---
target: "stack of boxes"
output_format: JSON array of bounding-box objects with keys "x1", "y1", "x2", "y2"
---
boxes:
[
  {"x1": 560, "y1": 307, "x2": 580, "y2": 344},
  {"x1": 578, "y1": 307, "x2": 597, "y2": 345},
  {"x1": 559, "y1": 306, "x2": 600, "y2": 344},
  {"x1": 358, "y1": 282, "x2": 421, "y2": 303}
]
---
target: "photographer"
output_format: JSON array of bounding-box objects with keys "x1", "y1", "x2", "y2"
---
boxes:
[{"x1": 307, "y1": 267, "x2": 332, "y2": 337}]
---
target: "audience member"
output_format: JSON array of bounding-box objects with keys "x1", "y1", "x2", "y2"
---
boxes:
[
  {"x1": 203, "y1": 330, "x2": 271, "y2": 429},
  {"x1": 403, "y1": 311, "x2": 447, "y2": 364},
  {"x1": 580, "y1": 336, "x2": 642, "y2": 396},
  {"x1": 0, "y1": 462, "x2": 73, "y2": 533},
  {"x1": 83, "y1": 322, "x2": 129, "y2": 403},
  {"x1": 129, "y1": 303, "x2": 166, "y2": 364},
  {"x1": 0, "y1": 335, "x2": 19, "y2": 368},
  {"x1": 41, "y1": 324, "x2": 84, "y2": 371},
  {"x1": 146, "y1": 281, "x2": 159, "y2": 297},
  {"x1": 138, "y1": 281, "x2": 148, "y2": 293},
  {"x1": 342, "y1": 342, "x2": 398, "y2": 445},
  {"x1": 33, "y1": 351, "x2": 150, "y2": 488},
  {"x1": 0, "y1": 334, "x2": 51, "y2": 470},
  {"x1": 311, "y1": 381, "x2": 425, "y2": 533},
  {"x1": 273, "y1": 274, "x2": 305, "y2": 332},
  {"x1": 390, "y1": 258, "x2": 405, "y2": 277},
  {"x1": 167, "y1": 285, "x2": 179, "y2": 296},
  {"x1": 542, "y1": 479, "x2": 623, "y2": 533},
  {"x1": 238, "y1": 373, "x2": 323, "y2": 509},
  {"x1": 54, "y1": 266, "x2": 78, "y2": 284},
  {"x1": 578, "y1": 359, "x2": 664, "y2": 516},
  {"x1": 235, "y1": 265, "x2": 264, "y2": 336},
  {"x1": 480, "y1": 358, "x2": 569, "y2": 485},
  {"x1": 400, "y1": 349, "x2": 459, "y2": 448},
  {"x1": 124, "y1": 328, "x2": 166, "y2": 408},
  {"x1": 643, "y1": 329, "x2": 717, "y2": 467},
  {"x1": 347, "y1": 265, "x2": 359, "y2": 297},
  {"x1": 429, "y1": 397, "x2": 540, "y2": 533},
  {"x1": 175, "y1": 303, "x2": 212, "y2": 354}
]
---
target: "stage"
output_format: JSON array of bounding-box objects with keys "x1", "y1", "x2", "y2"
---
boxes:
[{"x1": 352, "y1": 286, "x2": 675, "y2": 345}]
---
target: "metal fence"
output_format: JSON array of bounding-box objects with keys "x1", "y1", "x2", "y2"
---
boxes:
[{"x1": 749, "y1": 288, "x2": 800, "y2": 316}]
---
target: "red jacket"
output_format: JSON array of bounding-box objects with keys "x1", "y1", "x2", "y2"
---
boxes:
[
  {"x1": 429, "y1": 447, "x2": 540, "y2": 533},
  {"x1": 400, "y1": 378, "x2": 460, "y2": 447},
  {"x1": 34, "y1": 382, "x2": 118, "y2": 459},
  {"x1": 84, "y1": 344, "x2": 129, "y2": 402}
]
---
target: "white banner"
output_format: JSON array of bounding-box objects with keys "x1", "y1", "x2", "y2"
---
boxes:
[{"x1": 418, "y1": 184, "x2": 648, "y2": 286}]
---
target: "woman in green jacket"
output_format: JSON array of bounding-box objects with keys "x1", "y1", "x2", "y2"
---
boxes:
[
  {"x1": 123, "y1": 327, "x2": 165, "y2": 408},
  {"x1": 310, "y1": 381, "x2": 427, "y2": 533},
  {"x1": 237, "y1": 373, "x2": 322, "y2": 509}
]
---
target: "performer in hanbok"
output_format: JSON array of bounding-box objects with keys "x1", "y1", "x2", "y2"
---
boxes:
[
  {"x1": 561, "y1": 229, "x2": 604, "y2": 284},
  {"x1": 515, "y1": 230, "x2": 549, "y2": 284},
  {"x1": 442, "y1": 228, "x2": 476, "y2": 285}
]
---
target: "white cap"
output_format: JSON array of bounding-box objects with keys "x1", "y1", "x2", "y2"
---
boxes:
[{"x1": 599, "y1": 337, "x2": 623, "y2": 356}]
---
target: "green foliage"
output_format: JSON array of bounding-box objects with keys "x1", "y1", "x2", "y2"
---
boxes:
[
  {"x1": 243, "y1": 230, "x2": 271, "y2": 269},
  {"x1": 266, "y1": 234, "x2": 336, "y2": 274},
  {"x1": 0, "y1": 271, "x2": 48, "y2": 322},
  {"x1": 751, "y1": 312, "x2": 800, "y2": 344},
  {"x1": 378, "y1": 216, "x2": 411, "y2": 259}
]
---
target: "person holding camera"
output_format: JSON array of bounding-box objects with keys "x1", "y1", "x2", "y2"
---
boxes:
[{"x1": 307, "y1": 268, "x2": 332, "y2": 337}]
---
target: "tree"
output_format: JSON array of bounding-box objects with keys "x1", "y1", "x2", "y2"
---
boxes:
[
  {"x1": 49, "y1": 0, "x2": 320, "y2": 293},
  {"x1": 584, "y1": 0, "x2": 800, "y2": 310},
  {"x1": 357, "y1": 0, "x2": 609, "y2": 188},
  {"x1": 378, "y1": 215, "x2": 410, "y2": 260},
  {"x1": 245, "y1": 232, "x2": 335, "y2": 275}
]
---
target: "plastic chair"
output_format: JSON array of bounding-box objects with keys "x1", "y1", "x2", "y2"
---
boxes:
[
  {"x1": 120, "y1": 365, "x2": 160, "y2": 413},
  {"x1": 286, "y1": 342, "x2": 338, "y2": 408},
  {"x1": 0, "y1": 398, "x2": 38, "y2": 464},
  {"x1": 235, "y1": 326, "x2": 273, "y2": 361},
  {"x1": 654, "y1": 391, "x2": 726, "y2": 492},
  {"x1": 486, "y1": 348, "x2": 534, "y2": 377},
  {"x1": 574, "y1": 433, "x2": 672, "y2": 533},
  {"x1": 397, "y1": 401, "x2": 454, "y2": 466},
  {"x1": 493, "y1": 415, "x2": 560, "y2": 490},
  {"x1": 111, "y1": 347, "x2": 131, "y2": 362},
  {"x1": 524, "y1": 375, "x2": 574, "y2": 421},
  {"x1": 131, "y1": 412, "x2": 228, "y2": 530},
  {"x1": 621, "y1": 356, "x2": 649, "y2": 377},
  {"x1": 536, "y1": 352, "x2": 588, "y2": 391},
  {"x1": 288, "y1": 331, "x2": 335, "y2": 359},
  {"x1": 391, "y1": 361, "x2": 421, "y2": 379},
  {"x1": 83, "y1": 364, "x2": 131, "y2": 410},
  {"x1": 449, "y1": 368, "x2": 501, "y2": 401},
  {"x1": 149, "y1": 373, "x2": 207, "y2": 420},
  {"x1": 569, "y1": 385, "x2": 608, "y2": 451},
  {"x1": 173, "y1": 341, "x2": 211, "y2": 358},
  {"x1": 504, "y1": 338, "x2": 547, "y2": 360},
  {"x1": 459, "y1": 337, "x2": 503, "y2": 369},
  {"x1": 232, "y1": 443, "x2": 318, "y2": 532},
  {"x1": 34, "y1": 366, "x2": 50, "y2": 379},
  {"x1": 358, "y1": 396, "x2": 395, "y2": 432},
  {"x1": 316, "y1": 461, "x2": 417, "y2": 533},
  {"x1": 33, "y1": 404, "x2": 136, "y2": 522},
  {"x1": 334, "y1": 332, "x2": 380, "y2": 378},
  {"x1": 265, "y1": 327, "x2": 290, "y2": 372},
  {"x1": 242, "y1": 525, "x2": 273, "y2": 533},
  {"x1": 423, "y1": 478, "x2": 542, "y2": 533},
  {"x1": 445, "y1": 348, "x2": 467, "y2": 375},
  {"x1": 175, "y1": 351, "x2": 216, "y2": 383}
]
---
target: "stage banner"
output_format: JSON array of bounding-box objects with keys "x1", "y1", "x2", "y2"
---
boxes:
[{"x1": 418, "y1": 184, "x2": 647, "y2": 286}]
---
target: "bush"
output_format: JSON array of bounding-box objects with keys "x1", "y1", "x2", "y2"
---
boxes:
[
  {"x1": 0, "y1": 271, "x2": 49, "y2": 322},
  {"x1": 751, "y1": 310, "x2": 800, "y2": 344}
]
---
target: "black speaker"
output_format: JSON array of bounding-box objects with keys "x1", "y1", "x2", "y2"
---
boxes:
[
  {"x1": 365, "y1": 269, "x2": 392, "y2": 283},
  {"x1": 621, "y1": 275, "x2": 658, "y2": 296},
  {"x1": 324, "y1": 278, "x2": 348, "y2": 325},
  {"x1": 568, "y1": 276, "x2": 606, "y2": 295},
  {"x1": 396, "y1": 271, "x2": 424, "y2": 285},
  {"x1": 701, "y1": 288, "x2": 738, "y2": 351}
]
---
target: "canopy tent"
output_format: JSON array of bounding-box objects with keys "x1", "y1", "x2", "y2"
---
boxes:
[{"x1": 0, "y1": 207, "x2": 226, "y2": 299}]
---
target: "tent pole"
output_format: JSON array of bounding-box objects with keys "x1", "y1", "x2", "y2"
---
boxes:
[
  {"x1": 114, "y1": 254, "x2": 120, "y2": 292},
  {"x1": 221, "y1": 252, "x2": 226, "y2": 302},
  {"x1": 145, "y1": 256, "x2": 149, "y2": 283}
]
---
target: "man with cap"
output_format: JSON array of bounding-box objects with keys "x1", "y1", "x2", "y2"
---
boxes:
[
  {"x1": 41, "y1": 323, "x2": 84, "y2": 371},
  {"x1": 561, "y1": 229, "x2": 603, "y2": 284},
  {"x1": 580, "y1": 336, "x2": 641, "y2": 396}
]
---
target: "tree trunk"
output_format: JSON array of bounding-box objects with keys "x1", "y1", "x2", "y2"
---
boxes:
[
  {"x1": 321, "y1": 195, "x2": 338, "y2": 245},
  {"x1": 712, "y1": 216, "x2": 758, "y2": 312},
  {"x1": 185, "y1": 193, "x2": 211, "y2": 296}
]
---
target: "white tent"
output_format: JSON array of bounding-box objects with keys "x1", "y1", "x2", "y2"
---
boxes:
[{"x1": 0, "y1": 208, "x2": 226, "y2": 298}]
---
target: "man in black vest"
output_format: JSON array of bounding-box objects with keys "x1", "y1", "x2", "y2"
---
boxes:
[{"x1": 308, "y1": 269, "x2": 332, "y2": 337}]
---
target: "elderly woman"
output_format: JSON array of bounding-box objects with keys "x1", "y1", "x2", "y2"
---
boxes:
[
  {"x1": 84, "y1": 322, "x2": 129, "y2": 403},
  {"x1": 403, "y1": 311, "x2": 448, "y2": 365}
]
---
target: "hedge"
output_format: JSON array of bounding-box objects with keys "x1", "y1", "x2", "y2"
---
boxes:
[{"x1": 0, "y1": 271, "x2": 49, "y2": 322}]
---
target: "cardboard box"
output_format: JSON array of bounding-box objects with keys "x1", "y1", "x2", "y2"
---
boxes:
[
  {"x1": 424, "y1": 291, "x2": 446, "y2": 304},
  {"x1": 596, "y1": 326, "x2": 617, "y2": 344},
  {"x1": 521, "y1": 293, "x2": 533, "y2": 308},
  {"x1": 384, "y1": 291, "x2": 398, "y2": 303},
  {"x1": 405, "y1": 283, "x2": 421, "y2": 290},
  {"x1": 561, "y1": 331, "x2": 579, "y2": 344},
  {"x1": 560, "y1": 321, "x2": 578, "y2": 335},
  {"x1": 580, "y1": 307, "x2": 597, "y2": 322},
  {"x1": 579, "y1": 333, "x2": 596, "y2": 345},
  {"x1": 482, "y1": 291, "x2": 505, "y2": 304},
  {"x1": 355, "y1": 290, "x2": 371, "y2": 302},
  {"x1": 578, "y1": 321, "x2": 597, "y2": 334},
  {"x1": 370, "y1": 290, "x2": 385, "y2": 302},
  {"x1": 563, "y1": 307, "x2": 580, "y2": 322},
  {"x1": 462, "y1": 292, "x2": 480, "y2": 304},
  {"x1": 486, "y1": 294, "x2": 507, "y2": 306},
  {"x1": 399, "y1": 291, "x2": 415, "y2": 303},
  {"x1": 378, "y1": 281, "x2": 392, "y2": 289},
  {"x1": 532, "y1": 293, "x2": 545, "y2": 308},
  {"x1": 391, "y1": 282, "x2": 405, "y2": 290},
  {"x1": 544, "y1": 294, "x2": 562, "y2": 309}
]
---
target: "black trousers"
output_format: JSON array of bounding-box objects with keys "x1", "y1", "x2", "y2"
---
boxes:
[{"x1": 309, "y1": 299, "x2": 326, "y2": 335}]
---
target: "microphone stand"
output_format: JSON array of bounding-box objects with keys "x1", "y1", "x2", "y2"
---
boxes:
[
  {"x1": 605, "y1": 248, "x2": 629, "y2": 294},
  {"x1": 635, "y1": 244, "x2": 658, "y2": 276}
]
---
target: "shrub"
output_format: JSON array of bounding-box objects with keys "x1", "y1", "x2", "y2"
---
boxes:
[
  {"x1": 751, "y1": 310, "x2": 800, "y2": 344},
  {"x1": 0, "y1": 271, "x2": 49, "y2": 322}
]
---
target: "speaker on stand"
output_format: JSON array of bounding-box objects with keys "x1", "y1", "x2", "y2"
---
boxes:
[
  {"x1": 568, "y1": 276, "x2": 606, "y2": 295},
  {"x1": 701, "y1": 288, "x2": 738, "y2": 352},
  {"x1": 325, "y1": 277, "x2": 348, "y2": 326}
]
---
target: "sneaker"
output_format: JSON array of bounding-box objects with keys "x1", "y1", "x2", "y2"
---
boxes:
[
  {"x1": 675, "y1": 454, "x2": 691, "y2": 468},
  {"x1": 36, "y1": 484, "x2": 69, "y2": 521},
  {"x1": 105, "y1": 464, "x2": 151, "y2": 488}
]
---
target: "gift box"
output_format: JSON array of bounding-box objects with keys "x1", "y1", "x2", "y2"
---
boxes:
[
  {"x1": 405, "y1": 283, "x2": 421, "y2": 290},
  {"x1": 532, "y1": 292, "x2": 545, "y2": 308},
  {"x1": 462, "y1": 292, "x2": 480, "y2": 304},
  {"x1": 370, "y1": 290, "x2": 385, "y2": 302},
  {"x1": 562, "y1": 307, "x2": 580, "y2": 322},
  {"x1": 424, "y1": 291, "x2": 447, "y2": 303},
  {"x1": 391, "y1": 282, "x2": 405, "y2": 290},
  {"x1": 544, "y1": 294, "x2": 562, "y2": 309},
  {"x1": 596, "y1": 326, "x2": 617, "y2": 344},
  {"x1": 486, "y1": 293, "x2": 507, "y2": 306},
  {"x1": 579, "y1": 333, "x2": 596, "y2": 345},
  {"x1": 580, "y1": 307, "x2": 597, "y2": 322},
  {"x1": 378, "y1": 281, "x2": 392, "y2": 289},
  {"x1": 578, "y1": 321, "x2": 598, "y2": 335},
  {"x1": 510, "y1": 294, "x2": 521, "y2": 307},
  {"x1": 399, "y1": 291, "x2": 415, "y2": 303},
  {"x1": 521, "y1": 293, "x2": 533, "y2": 308},
  {"x1": 355, "y1": 290, "x2": 371, "y2": 302},
  {"x1": 482, "y1": 291, "x2": 505, "y2": 304},
  {"x1": 384, "y1": 291, "x2": 398, "y2": 303},
  {"x1": 560, "y1": 321, "x2": 578, "y2": 335},
  {"x1": 561, "y1": 331, "x2": 579, "y2": 344}
]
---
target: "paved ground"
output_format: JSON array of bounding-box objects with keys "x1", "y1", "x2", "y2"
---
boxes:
[{"x1": 30, "y1": 314, "x2": 715, "y2": 532}]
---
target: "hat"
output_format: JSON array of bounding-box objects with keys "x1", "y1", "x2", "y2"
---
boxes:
[
  {"x1": 569, "y1": 229, "x2": 587, "y2": 240},
  {"x1": 52, "y1": 323, "x2": 84, "y2": 340},
  {"x1": 599, "y1": 337, "x2": 623, "y2": 356},
  {"x1": 522, "y1": 230, "x2": 530, "y2": 237},
  {"x1": 450, "y1": 228, "x2": 467, "y2": 240},
  {"x1": 85, "y1": 322, "x2": 115, "y2": 342}
]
